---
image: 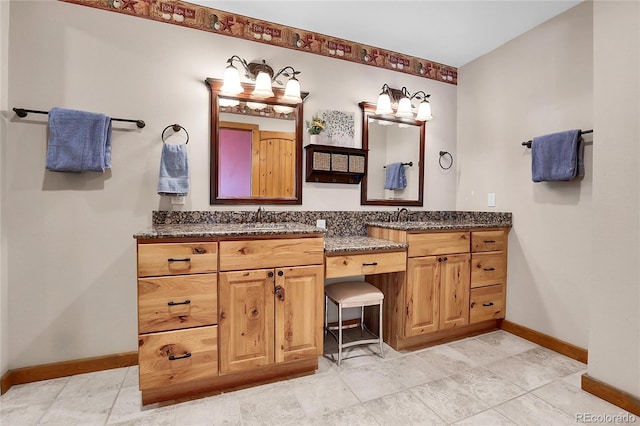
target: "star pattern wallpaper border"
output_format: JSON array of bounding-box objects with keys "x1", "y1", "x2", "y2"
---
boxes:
[{"x1": 61, "y1": 0, "x2": 458, "y2": 85}]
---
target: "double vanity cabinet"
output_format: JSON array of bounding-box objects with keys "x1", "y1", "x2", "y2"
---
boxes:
[{"x1": 134, "y1": 218, "x2": 509, "y2": 405}]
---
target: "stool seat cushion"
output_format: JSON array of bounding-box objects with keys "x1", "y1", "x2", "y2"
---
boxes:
[{"x1": 325, "y1": 281, "x2": 384, "y2": 308}]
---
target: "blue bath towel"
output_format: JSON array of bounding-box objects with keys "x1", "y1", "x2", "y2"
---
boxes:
[
  {"x1": 46, "y1": 107, "x2": 112, "y2": 172},
  {"x1": 384, "y1": 162, "x2": 407, "y2": 190},
  {"x1": 532, "y1": 129, "x2": 584, "y2": 182},
  {"x1": 158, "y1": 143, "x2": 189, "y2": 196}
]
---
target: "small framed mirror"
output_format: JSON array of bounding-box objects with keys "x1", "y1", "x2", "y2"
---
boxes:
[
  {"x1": 206, "y1": 78, "x2": 308, "y2": 205},
  {"x1": 359, "y1": 102, "x2": 425, "y2": 206}
]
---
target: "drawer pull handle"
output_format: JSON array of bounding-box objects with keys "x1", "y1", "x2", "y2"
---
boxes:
[
  {"x1": 167, "y1": 300, "x2": 191, "y2": 306},
  {"x1": 483, "y1": 302, "x2": 495, "y2": 307},
  {"x1": 168, "y1": 257, "x2": 191, "y2": 263},
  {"x1": 362, "y1": 262, "x2": 378, "y2": 266},
  {"x1": 168, "y1": 352, "x2": 192, "y2": 361},
  {"x1": 483, "y1": 267, "x2": 496, "y2": 271},
  {"x1": 484, "y1": 240, "x2": 496, "y2": 243}
]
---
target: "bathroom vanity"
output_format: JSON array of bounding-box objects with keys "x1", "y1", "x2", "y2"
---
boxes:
[{"x1": 134, "y1": 211, "x2": 511, "y2": 405}]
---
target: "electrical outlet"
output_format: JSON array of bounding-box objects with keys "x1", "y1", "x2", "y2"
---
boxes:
[
  {"x1": 316, "y1": 219, "x2": 326, "y2": 229},
  {"x1": 171, "y1": 196, "x2": 185, "y2": 205},
  {"x1": 487, "y1": 193, "x2": 496, "y2": 207}
]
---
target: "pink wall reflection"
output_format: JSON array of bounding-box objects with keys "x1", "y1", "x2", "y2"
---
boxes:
[{"x1": 219, "y1": 128, "x2": 251, "y2": 197}]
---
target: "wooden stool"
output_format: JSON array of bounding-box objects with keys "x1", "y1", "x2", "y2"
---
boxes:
[{"x1": 324, "y1": 280, "x2": 384, "y2": 366}]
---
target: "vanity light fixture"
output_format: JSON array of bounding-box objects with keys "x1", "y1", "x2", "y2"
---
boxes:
[
  {"x1": 221, "y1": 55, "x2": 302, "y2": 102},
  {"x1": 375, "y1": 84, "x2": 433, "y2": 121}
]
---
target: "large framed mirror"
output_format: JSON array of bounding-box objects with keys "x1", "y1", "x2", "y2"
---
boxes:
[
  {"x1": 359, "y1": 102, "x2": 425, "y2": 206},
  {"x1": 206, "y1": 78, "x2": 308, "y2": 204}
]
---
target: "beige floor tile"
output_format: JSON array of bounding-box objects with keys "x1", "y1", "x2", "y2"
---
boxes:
[
  {"x1": 475, "y1": 330, "x2": 539, "y2": 356},
  {"x1": 454, "y1": 408, "x2": 517, "y2": 425},
  {"x1": 0, "y1": 377, "x2": 69, "y2": 409},
  {"x1": 234, "y1": 380, "x2": 306, "y2": 425},
  {"x1": 309, "y1": 403, "x2": 379, "y2": 426},
  {"x1": 449, "y1": 336, "x2": 510, "y2": 366},
  {"x1": 495, "y1": 393, "x2": 576, "y2": 425},
  {"x1": 450, "y1": 367, "x2": 527, "y2": 406},
  {"x1": 411, "y1": 376, "x2": 489, "y2": 423},
  {"x1": 364, "y1": 389, "x2": 447, "y2": 425},
  {"x1": 0, "y1": 402, "x2": 49, "y2": 425},
  {"x1": 532, "y1": 379, "x2": 636, "y2": 420},
  {"x1": 39, "y1": 389, "x2": 119, "y2": 425},
  {"x1": 485, "y1": 355, "x2": 559, "y2": 391},
  {"x1": 57, "y1": 367, "x2": 128, "y2": 399},
  {"x1": 377, "y1": 353, "x2": 447, "y2": 388},
  {"x1": 414, "y1": 344, "x2": 476, "y2": 375},
  {"x1": 339, "y1": 362, "x2": 406, "y2": 402},
  {"x1": 289, "y1": 369, "x2": 359, "y2": 419}
]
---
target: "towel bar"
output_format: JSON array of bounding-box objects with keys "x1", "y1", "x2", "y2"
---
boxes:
[
  {"x1": 522, "y1": 129, "x2": 592, "y2": 148},
  {"x1": 12, "y1": 107, "x2": 146, "y2": 128}
]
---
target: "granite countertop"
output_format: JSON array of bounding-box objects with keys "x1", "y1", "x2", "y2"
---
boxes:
[
  {"x1": 366, "y1": 220, "x2": 512, "y2": 231},
  {"x1": 133, "y1": 222, "x2": 325, "y2": 239},
  {"x1": 324, "y1": 236, "x2": 408, "y2": 254}
]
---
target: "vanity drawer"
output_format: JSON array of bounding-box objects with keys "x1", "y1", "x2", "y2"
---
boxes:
[
  {"x1": 471, "y1": 230, "x2": 506, "y2": 253},
  {"x1": 138, "y1": 274, "x2": 218, "y2": 334},
  {"x1": 325, "y1": 251, "x2": 407, "y2": 279},
  {"x1": 407, "y1": 232, "x2": 470, "y2": 257},
  {"x1": 138, "y1": 326, "x2": 218, "y2": 390},
  {"x1": 471, "y1": 252, "x2": 506, "y2": 288},
  {"x1": 137, "y1": 242, "x2": 218, "y2": 277},
  {"x1": 219, "y1": 237, "x2": 324, "y2": 271},
  {"x1": 470, "y1": 285, "x2": 504, "y2": 323}
]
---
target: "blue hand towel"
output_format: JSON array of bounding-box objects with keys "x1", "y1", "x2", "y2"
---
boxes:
[
  {"x1": 46, "y1": 107, "x2": 112, "y2": 172},
  {"x1": 158, "y1": 143, "x2": 189, "y2": 196},
  {"x1": 532, "y1": 129, "x2": 583, "y2": 182},
  {"x1": 384, "y1": 162, "x2": 407, "y2": 190}
]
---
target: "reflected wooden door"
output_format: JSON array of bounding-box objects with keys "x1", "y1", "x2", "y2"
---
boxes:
[{"x1": 252, "y1": 130, "x2": 295, "y2": 198}]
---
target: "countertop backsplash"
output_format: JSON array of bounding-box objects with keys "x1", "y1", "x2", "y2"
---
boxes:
[{"x1": 152, "y1": 210, "x2": 512, "y2": 237}]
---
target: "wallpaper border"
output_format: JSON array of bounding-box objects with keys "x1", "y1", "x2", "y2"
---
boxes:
[{"x1": 61, "y1": 0, "x2": 458, "y2": 85}]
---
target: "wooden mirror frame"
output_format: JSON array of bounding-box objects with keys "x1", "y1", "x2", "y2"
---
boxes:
[
  {"x1": 359, "y1": 101, "x2": 425, "y2": 207},
  {"x1": 206, "y1": 78, "x2": 308, "y2": 205}
]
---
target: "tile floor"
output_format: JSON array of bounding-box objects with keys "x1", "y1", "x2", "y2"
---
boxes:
[{"x1": 1, "y1": 330, "x2": 636, "y2": 425}]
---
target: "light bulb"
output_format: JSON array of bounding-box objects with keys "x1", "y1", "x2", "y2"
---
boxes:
[
  {"x1": 395, "y1": 97, "x2": 413, "y2": 118},
  {"x1": 219, "y1": 98, "x2": 240, "y2": 107},
  {"x1": 273, "y1": 105, "x2": 294, "y2": 114},
  {"x1": 375, "y1": 92, "x2": 393, "y2": 115},
  {"x1": 252, "y1": 71, "x2": 274, "y2": 98},
  {"x1": 281, "y1": 77, "x2": 302, "y2": 103},
  {"x1": 220, "y1": 64, "x2": 243, "y2": 95},
  {"x1": 415, "y1": 100, "x2": 433, "y2": 121},
  {"x1": 246, "y1": 102, "x2": 267, "y2": 110}
]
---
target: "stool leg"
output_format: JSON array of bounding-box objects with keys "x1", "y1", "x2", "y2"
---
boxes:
[
  {"x1": 324, "y1": 295, "x2": 328, "y2": 337},
  {"x1": 379, "y1": 301, "x2": 384, "y2": 359},
  {"x1": 337, "y1": 302, "x2": 343, "y2": 366},
  {"x1": 360, "y1": 306, "x2": 364, "y2": 337}
]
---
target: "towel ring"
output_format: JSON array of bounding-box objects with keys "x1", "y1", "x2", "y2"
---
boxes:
[
  {"x1": 162, "y1": 124, "x2": 189, "y2": 144},
  {"x1": 439, "y1": 151, "x2": 453, "y2": 170}
]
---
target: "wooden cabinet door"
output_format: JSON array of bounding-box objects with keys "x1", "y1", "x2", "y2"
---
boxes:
[
  {"x1": 404, "y1": 257, "x2": 439, "y2": 337},
  {"x1": 219, "y1": 269, "x2": 274, "y2": 374},
  {"x1": 439, "y1": 253, "x2": 470, "y2": 330},
  {"x1": 275, "y1": 265, "x2": 324, "y2": 362}
]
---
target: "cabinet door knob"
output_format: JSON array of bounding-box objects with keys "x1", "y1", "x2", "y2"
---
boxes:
[
  {"x1": 443, "y1": 257, "x2": 448, "y2": 262},
  {"x1": 277, "y1": 270, "x2": 284, "y2": 276},
  {"x1": 438, "y1": 257, "x2": 442, "y2": 262},
  {"x1": 268, "y1": 271, "x2": 274, "y2": 278}
]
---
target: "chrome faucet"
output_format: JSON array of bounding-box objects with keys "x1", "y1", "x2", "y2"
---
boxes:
[
  {"x1": 395, "y1": 207, "x2": 409, "y2": 222},
  {"x1": 255, "y1": 206, "x2": 265, "y2": 223}
]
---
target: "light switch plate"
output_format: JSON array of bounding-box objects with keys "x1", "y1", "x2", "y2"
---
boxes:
[{"x1": 487, "y1": 193, "x2": 496, "y2": 207}]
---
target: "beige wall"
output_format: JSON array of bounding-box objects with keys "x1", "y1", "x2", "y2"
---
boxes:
[
  {"x1": 457, "y1": 2, "x2": 593, "y2": 348},
  {"x1": 1, "y1": 0, "x2": 9, "y2": 376},
  {"x1": 3, "y1": 1, "x2": 456, "y2": 369},
  {"x1": 589, "y1": 0, "x2": 639, "y2": 397}
]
